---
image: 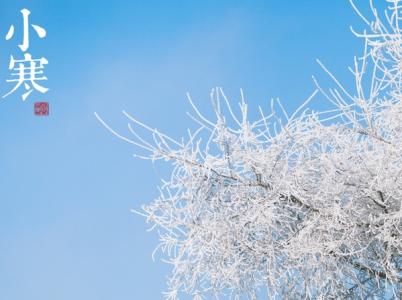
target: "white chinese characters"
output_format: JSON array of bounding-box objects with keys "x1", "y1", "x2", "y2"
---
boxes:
[{"x1": 3, "y1": 8, "x2": 49, "y2": 101}]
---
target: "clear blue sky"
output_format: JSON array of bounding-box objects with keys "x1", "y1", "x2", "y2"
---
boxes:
[{"x1": 0, "y1": 1, "x2": 387, "y2": 299}]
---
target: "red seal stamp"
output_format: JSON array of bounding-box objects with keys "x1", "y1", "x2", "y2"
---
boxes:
[{"x1": 34, "y1": 102, "x2": 49, "y2": 116}]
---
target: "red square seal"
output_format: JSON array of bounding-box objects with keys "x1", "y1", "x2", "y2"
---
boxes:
[{"x1": 34, "y1": 102, "x2": 49, "y2": 116}]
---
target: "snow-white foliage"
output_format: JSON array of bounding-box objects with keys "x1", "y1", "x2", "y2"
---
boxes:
[{"x1": 96, "y1": 1, "x2": 402, "y2": 299}]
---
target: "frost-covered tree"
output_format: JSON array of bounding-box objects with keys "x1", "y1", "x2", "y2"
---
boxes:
[{"x1": 96, "y1": 1, "x2": 401, "y2": 299}]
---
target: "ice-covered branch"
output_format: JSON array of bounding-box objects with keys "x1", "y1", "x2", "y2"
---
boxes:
[{"x1": 97, "y1": 1, "x2": 402, "y2": 299}]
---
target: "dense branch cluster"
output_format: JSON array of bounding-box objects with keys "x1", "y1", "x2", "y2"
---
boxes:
[{"x1": 97, "y1": 1, "x2": 401, "y2": 299}]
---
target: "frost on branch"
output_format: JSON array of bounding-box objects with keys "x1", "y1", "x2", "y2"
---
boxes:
[{"x1": 96, "y1": 1, "x2": 402, "y2": 299}]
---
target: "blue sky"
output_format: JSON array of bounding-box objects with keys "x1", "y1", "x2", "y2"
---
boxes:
[{"x1": 0, "y1": 1, "x2": 387, "y2": 299}]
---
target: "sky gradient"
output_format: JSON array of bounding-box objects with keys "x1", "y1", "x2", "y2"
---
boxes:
[{"x1": 0, "y1": 1, "x2": 388, "y2": 299}]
